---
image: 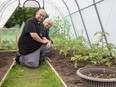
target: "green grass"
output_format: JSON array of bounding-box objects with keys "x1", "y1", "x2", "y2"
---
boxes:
[{"x1": 1, "y1": 62, "x2": 63, "y2": 87}]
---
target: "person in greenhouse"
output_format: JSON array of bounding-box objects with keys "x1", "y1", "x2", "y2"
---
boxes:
[{"x1": 15, "y1": 9, "x2": 53, "y2": 68}]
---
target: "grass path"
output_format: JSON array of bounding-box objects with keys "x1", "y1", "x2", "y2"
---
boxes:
[{"x1": 2, "y1": 62, "x2": 62, "y2": 87}]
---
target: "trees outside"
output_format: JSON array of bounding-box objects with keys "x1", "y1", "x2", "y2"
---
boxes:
[{"x1": 5, "y1": 7, "x2": 39, "y2": 28}]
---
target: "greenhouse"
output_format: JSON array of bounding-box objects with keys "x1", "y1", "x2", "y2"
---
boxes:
[{"x1": 0, "y1": 0, "x2": 116, "y2": 87}]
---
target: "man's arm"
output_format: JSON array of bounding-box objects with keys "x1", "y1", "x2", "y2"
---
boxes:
[
  {"x1": 30, "y1": 33, "x2": 48, "y2": 43},
  {"x1": 43, "y1": 37, "x2": 51, "y2": 42}
]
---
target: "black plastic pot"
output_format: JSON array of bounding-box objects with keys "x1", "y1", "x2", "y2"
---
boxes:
[{"x1": 77, "y1": 67, "x2": 116, "y2": 87}]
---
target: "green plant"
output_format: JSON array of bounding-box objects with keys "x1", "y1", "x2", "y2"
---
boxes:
[
  {"x1": 70, "y1": 36, "x2": 90, "y2": 68},
  {"x1": 88, "y1": 32, "x2": 116, "y2": 68},
  {"x1": 75, "y1": 32, "x2": 116, "y2": 87},
  {"x1": 2, "y1": 39, "x2": 11, "y2": 49},
  {"x1": 71, "y1": 31, "x2": 116, "y2": 68},
  {"x1": 49, "y1": 16, "x2": 73, "y2": 57},
  {"x1": 1, "y1": 39, "x2": 16, "y2": 50},
  {"x1": 50, "y1": 16, "x2": 71, "y2": 40},
  {"x1": 59, "y1": 39, "x2": 74, "y2": 57},
  {"x1": 54, "y1": 36, "x2": 88, "y2": 58},
  {"x1": 1, "y1": 29, "x2": 17, "y2": 50}
]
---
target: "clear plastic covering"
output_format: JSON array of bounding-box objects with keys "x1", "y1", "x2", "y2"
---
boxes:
[
  {"x1": 0, "y1": 0, "x2": 116, "y2": 45},
  {"x1": 0, "y1": 0, "x2": 18, "y2": 28}
]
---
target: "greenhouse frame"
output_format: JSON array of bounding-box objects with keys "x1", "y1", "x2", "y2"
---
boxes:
[
  {"x1": 0, "y1": 0, "x2": 116, "y2": 87},
  {"x1": 0, "y1": 0, "x2": 116, "y2": 45}
]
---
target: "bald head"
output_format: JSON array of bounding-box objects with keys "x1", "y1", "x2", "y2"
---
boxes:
[{"x1": 35, "y1": 9, "x2": 46, "y2": 22}]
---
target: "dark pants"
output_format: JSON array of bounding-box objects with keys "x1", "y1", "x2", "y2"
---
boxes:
[{"x1": 19, "y1": 44, "x2": 53, "y2": 68}]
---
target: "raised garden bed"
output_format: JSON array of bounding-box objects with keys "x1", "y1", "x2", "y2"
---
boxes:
[
  {"x1": 0, "y1": 49, "x2": 87, "y2": 87},
  {"x1": 48, "y1": 49, "x2": 85, "y2": 87},
  {"x1": 0, "y1": 51, "x2": 16, "y2": 86}
]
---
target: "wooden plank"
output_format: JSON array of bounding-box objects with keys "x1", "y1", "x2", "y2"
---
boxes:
[
  {"x1": 0, "y1": 50, "x2": 17, "y2": 52},
  {"x1": 0, "y1": 60, "x2": 16, "y2": 87},
  {"x1": 0, "y1": 28, "x2": 19, "y2": 30},
  {"x1": 46, "y1": 60, "x2": 68, "y2": 87}
]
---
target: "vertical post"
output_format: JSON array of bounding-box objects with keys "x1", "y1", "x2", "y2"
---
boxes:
[
  {"x1": 0, "y1": 29, "x2": 2, "y2": 49},
  {"x1": 92, "y1": 0, "x2": 108, "y2": 44},
  {"x1": 43, "y1": 0, "x2": 44, "y2": 9},
  {"x1": 62, "y1": 0, "x2": 78, "y2": 38},
  {"x1": 15, "y1": 29, "x2": 17, "y2": 50},
  {"x1": 18, "y1": 0, "x2": 21, "y2": 5},
  {"x1": 74, "y1": 0, "x2": 91, "y2": 46},
  {"x1": 15, "y1": 28, "x2": 20, "y2": 51}
]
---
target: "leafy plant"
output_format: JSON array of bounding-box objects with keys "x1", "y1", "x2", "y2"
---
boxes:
[
  {"x1": 88, "y1": 32, "x2": 112, "y2": 66},
  {"x1": 1, "y1": 29, "x2": 17, "y2": 50},
  {"x1": 71, "y1": 31, "x2": 116, "y2": 68},
  {"x1": 70, "y1": 36, "x2": 90, "y2": 68},
  {"x1": 59, "y1": 39, "x2": 75, "y2": 57},
  {"x1": 50, "y1": 16, "x2": 71, "y2": 40},
  {"x1": 2, "y1": 39, "x2": 11, "y2": 49},
  {"x1": 49, "y1": 16, "x2": 73, "y2": 57}
]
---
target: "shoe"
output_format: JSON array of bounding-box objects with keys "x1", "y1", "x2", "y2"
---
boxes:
[{"x1": 15, "y1": 54, "x2": 21, "y2": 64}]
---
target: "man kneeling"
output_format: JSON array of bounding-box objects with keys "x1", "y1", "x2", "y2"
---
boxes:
[{"x1": 16, "y1": 9, "x2": 53, "y2": 68}]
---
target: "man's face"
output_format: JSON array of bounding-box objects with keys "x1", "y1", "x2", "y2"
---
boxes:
[
  {"x1": 36, "y1": 10, "x2": 46, "y2": 22},
  {"x1": 44, "y1": 22, "x2": 52, "y2": 29}
]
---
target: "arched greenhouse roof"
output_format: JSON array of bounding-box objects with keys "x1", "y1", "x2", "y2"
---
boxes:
[{"x1": 0, "y1": 0, "x2": 116, "y2": 45}]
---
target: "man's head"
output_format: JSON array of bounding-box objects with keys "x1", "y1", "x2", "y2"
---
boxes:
[
  {"x1": 35, "y1": 9, "x2": 46, "y2": 22},
  {"x1": 43, "y1": 18, "x2": 53, "y2": 29}
]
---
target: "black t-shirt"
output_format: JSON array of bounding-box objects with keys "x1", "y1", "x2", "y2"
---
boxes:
[
  {"x1": 45, "y1": 29, "x2": 50, "y2": 40},
  {"x1": 18, "y1": 18, "x2": 46, "y2": 55}
]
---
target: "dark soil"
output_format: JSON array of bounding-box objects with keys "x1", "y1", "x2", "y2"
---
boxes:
[
  {"x1": 48, "y1": 49, "x2": 88, "y2": 87},
  {"x1": 0, "y1": 51, "x2": 16, "y2": 81}
]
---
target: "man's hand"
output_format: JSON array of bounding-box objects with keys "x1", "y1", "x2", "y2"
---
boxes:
[
  {"x1": 42, "y1": 37, "x2": 52, "y2": 48},
  {"x1": 43, "y1": 39, "x2": 49, "y2": 44},
  {"x1": 46, "y1": 41, "x2": 51, "y2": 48}
]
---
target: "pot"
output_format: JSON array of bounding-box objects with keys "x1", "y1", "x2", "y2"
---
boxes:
[{"x1": 77, "y1": 67, "x2": 116, "y2": 87}]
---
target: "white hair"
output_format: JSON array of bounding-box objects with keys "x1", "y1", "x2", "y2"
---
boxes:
[{"x1": 43, "y1": 18, "x2": 53, "y2": 24}]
